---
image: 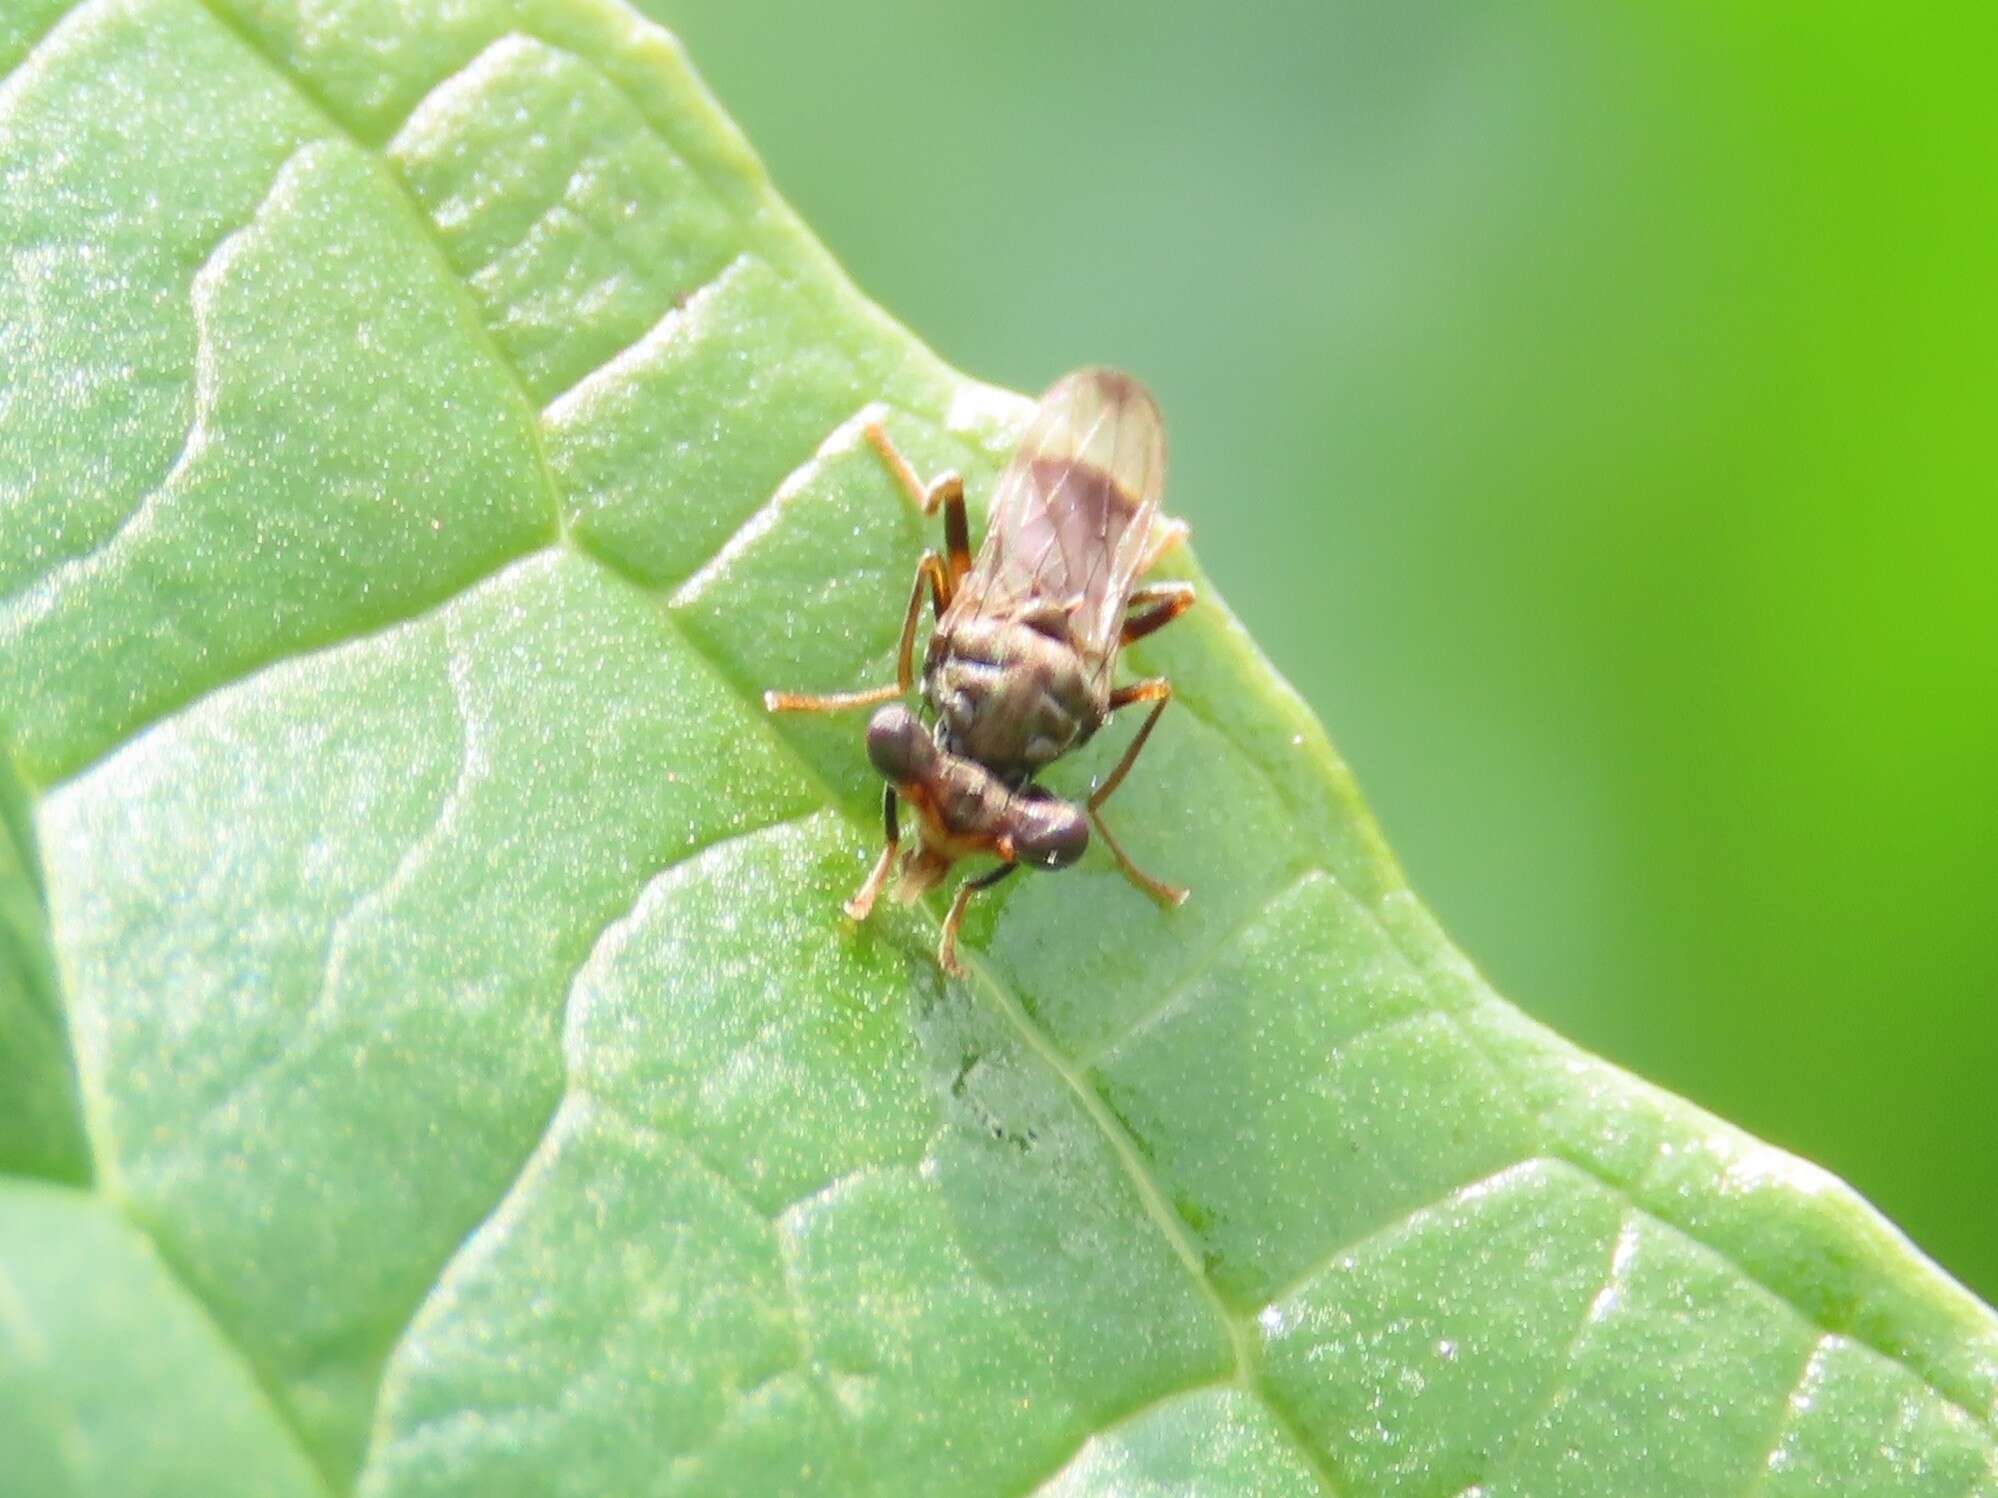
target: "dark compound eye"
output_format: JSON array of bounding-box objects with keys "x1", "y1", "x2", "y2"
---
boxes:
[
  {"x1": 865, "y1": 704, "x2": 932, "y2": 785},
  {"x1": 1010, "y1": 798, "x2": 1089, "y2": 869}
]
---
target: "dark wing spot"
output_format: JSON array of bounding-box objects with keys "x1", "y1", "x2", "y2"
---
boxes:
[{"x1": 1029, "y1": 457, "x2": 1143, "y2": 529}]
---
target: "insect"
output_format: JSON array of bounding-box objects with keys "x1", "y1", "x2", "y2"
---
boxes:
[{"x1": 764, "y1": 367, "x2": 1196, "y2": 975}]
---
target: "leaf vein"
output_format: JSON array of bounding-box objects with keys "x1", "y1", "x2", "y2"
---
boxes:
[
  {"x1": 42, "y1": 544, "x2": 548, "y2": 796},
  {"x1": 105, "y1": 1196, "x2": 343, "y2": 1497},
  {"x1": 357, "y1": 809, "x2": 825, "y2": 1479},
  {"x1": 1008, "y1": 1378, "x2": 1231, "y2": 1497},
  {"x1": 183, "y1": 0, "x2": 568, "y2": 536},
  {"x1": 538, "y1": 250, "x2": 753, "y2": 423},
  {"x1": 0, "y1": 143, "x2": 291, "y2": 624},
  {"x1": 1168, "y1": 675, "x2": 1998, "y2": 1443},
  {"x1": 1455, "y1": 1210, "x2": 1635, "y2": 1493},
  {"x1": 1074, "y1": 863, "x2": 1320, "y2": 1074},
  {"x1": 665, "y1": 400, "x2": 888, "y2": 606},
  {"x1": 1739, "y1": 1334, "x2": 1832, "y2": 1498},
  {"x1": 137, "y1": 636, "x2": 475, "y2": 1171},
  {"x1": 1258, "y1": 1157, "x2": 1569, "y2": 1313}
]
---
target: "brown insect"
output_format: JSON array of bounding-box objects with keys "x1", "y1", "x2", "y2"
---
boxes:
[{"x1": 764, "y1": 368, "x2": 1195, "y2": 975}]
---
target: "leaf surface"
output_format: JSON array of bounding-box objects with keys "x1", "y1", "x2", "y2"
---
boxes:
[{"x1": 2, "y1": 1, "x2": 1995, "y2": 1494}]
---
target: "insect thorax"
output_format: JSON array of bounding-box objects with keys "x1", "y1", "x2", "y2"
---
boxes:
[{"x1": 925, "y1": 615, "x2": 1108, "y2": 781}]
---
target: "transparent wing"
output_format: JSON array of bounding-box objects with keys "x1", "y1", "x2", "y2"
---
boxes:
[{"x1": 959, "y1": 367, "x2": 1168, "y2": 665}]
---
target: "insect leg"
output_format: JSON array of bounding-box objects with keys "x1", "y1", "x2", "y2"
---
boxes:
[
  {"x1": 864, "y1": 421, "x2": 972, "y2": 589},
  {"x1": 844, "y1": 785, "x2": 902, "y2": 921},
  {"x1": 763, "y1": 550, "x2": 949, "y2": 712},
  {"x1": 762, "y1": 681, "x2": 903, "y2": 713},
  {"x1": 1086, "y1": 678, "x2": 1188, "y2": 907},
  {"x1": 938, "y1": 862, "x2": 1017, "y2": 977},
  {"x1": 1090, "y1": 679, "x2": 1172, "y2": 809},
  {"x1": 863, "y1": 420, "x2": 934, "y2": 508},
  {"x1": 1088, "y1": 809, "x2": 1189, "y2": 908},
  {"x1": 937, "y1": 476, "x2": 972, "y2": 591},
  {"x1": 1120, "y1": 581, "x2": 1195, "y2": 645},
  {"x1": 904, "y1": 551, "x2": 950, "y2": 656}
]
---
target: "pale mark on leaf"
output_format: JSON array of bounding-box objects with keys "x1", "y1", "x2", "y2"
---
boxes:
[
  {"x1": 1074, "y1": 864, "x2": 1322, "y2": 1072},
  {"x1": 0, "y1": 143, "x2": 303, "y2": 624},
  {"x1": 538, "y1": 249, "x2": 753, "y2": 424},
  {"x1": 1741, "y1": 1334, "x2": 1833, "y2": 1498},
  {"x1": 666, "y1": 400, "x2": 888, "y2": 609},
  {"x1": 1258, "y1": 1157, "x2": 1576, "y2": 1314}
]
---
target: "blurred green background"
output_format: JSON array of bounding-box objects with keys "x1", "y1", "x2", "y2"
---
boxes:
[{"x1": 653, "y1": 1, "x2": 1997, "y2": 1298}]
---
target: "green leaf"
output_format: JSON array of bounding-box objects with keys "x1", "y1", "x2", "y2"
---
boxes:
[
  {"x1": 2, "y1": 1, "x2": 1994, "y2": 1495},
  {"x1": 0, "y1": 1181, "x2": 329, "y2": 1498}
]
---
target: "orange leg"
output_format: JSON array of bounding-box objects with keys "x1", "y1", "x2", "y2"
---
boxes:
[
  {"x1": 845, "y1": 786, "x2": 901, "y2": 921},
  {"x1": 1088, "y1": 809, "x2": 1188, "y2": 908},
  {"x1": 1086, "y1": 678, "x2": 1186, "y2": 907},
  {"x1": 937, "y1": 863, "x2": 1017, "y2": 977},
  {"x1": 1121, "y1": 581, "x2": 1195, "y2": 645},
  {"x1": 764, "y1": 550, "x2": 949, "y2": 713},
  {"x1": 865, "y1": 421, "x2": 972, "y2": 590},
  {"x1": 1091, "y1": 679, "x2": 1172, "y2": 809}
]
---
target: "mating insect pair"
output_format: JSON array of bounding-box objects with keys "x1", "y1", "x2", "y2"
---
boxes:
[{"x1": 764, "y1": 368, "x2": 1195, "y2": 975}]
